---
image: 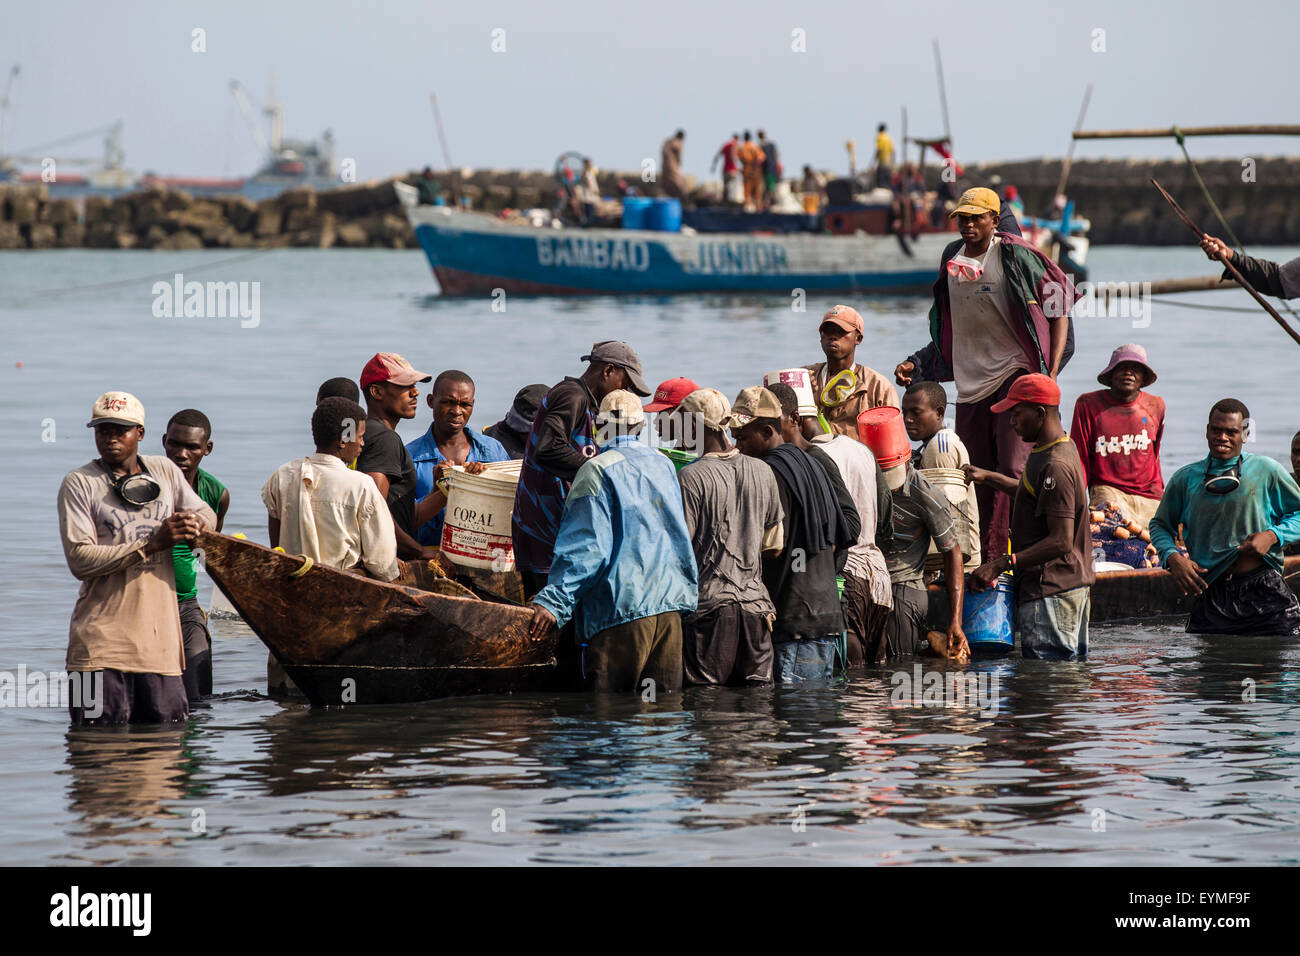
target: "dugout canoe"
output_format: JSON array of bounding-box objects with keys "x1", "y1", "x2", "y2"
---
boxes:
[
  {"x1": 198, "y1": 532, "x2": 555, "y2": 706},
  {"x1": 928, "y1": 555, "x2": 1300, "y2": 627}
]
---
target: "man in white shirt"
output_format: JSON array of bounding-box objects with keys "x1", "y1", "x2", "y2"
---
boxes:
[
  {"x1": 262, "y1": 397, "x2": 400, "y2": 694},
  {"x1": 263, "y1": 397, "x2": 400, "y2": 582}
]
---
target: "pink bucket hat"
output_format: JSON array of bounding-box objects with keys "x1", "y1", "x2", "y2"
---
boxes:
[{"x1": 1097, "y1": 344, "x2": 1157, "y2": 387}]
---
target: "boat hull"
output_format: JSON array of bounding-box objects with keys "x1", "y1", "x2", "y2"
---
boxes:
[
  {"x1": 198, "y1": 532, "x2": 555, "y2": 706},
  {"x1": 928, "y1": 556, "x2": 1300, "y2": 631},
  {"x1": 399, "y1": 193, "x2": 947, "y2": 297}
]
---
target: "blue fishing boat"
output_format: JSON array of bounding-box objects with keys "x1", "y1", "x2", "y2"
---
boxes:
[{"x1": 397, "y1": 182, "x2": 954, "y2": 297}]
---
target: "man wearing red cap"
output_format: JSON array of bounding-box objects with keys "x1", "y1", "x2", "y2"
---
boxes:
[
  {"x1": 968, "y1": 374, "x2": 1094, "y2": 660},
  {"x1": 356, "y1": 353, "x2": 435, "y2": 561},
  {"x1": 1069, "y1": 343, "x2": 1166, "y2": 529},
  {"x1": 804, "y1": 304, "x2": 899, "y2": 439},
  {"x1": 895, "y1": 187, "x2": 1080, "y2": 560},
  {"x1": 644, "y1": 376, "x2": 700, "y2": 449}
]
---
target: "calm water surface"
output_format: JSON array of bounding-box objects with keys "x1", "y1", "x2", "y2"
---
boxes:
[{"x1": 3, "y1": 246, "x2": 1299, "y2": 865}]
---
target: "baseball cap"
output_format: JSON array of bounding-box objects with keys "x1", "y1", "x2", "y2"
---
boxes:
[
  {"x1": 819, "y1": 304, "x2": 864, "y2": 335},
  {"x1": 86, "y1": 391, "x2": 145, "y2": 429},
  {"x1": 949, "y1": 187, "x2": 1001, "y2": 218},
  {"x1": 580, "y1": 341, "x2": 651, "y2": 396},
  {"x1": 726, "y1": 386, "x2": 783, "y2": 427},
  {"x1": 644, "y1": 377, "x2": 701, "y2": 412},
  {"x1": 359, "y1": 353, "x2": 433, "y2": 390},
  {"x1": 990, "y1": 373, "x2": 1061, "y2": 413},
  {"x1": 677, "y1": 388, "x2": 731, "y2": 431},
  {"x1": 595, "y1": 389, "x2": 646, "y2": 427}
]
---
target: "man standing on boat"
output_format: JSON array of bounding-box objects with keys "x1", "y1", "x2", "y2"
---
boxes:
[
  {"x1": 968, "y1": 375, "x2": 1094, "y2": 660},
  {"x1": 513, "y1": 342, "x2": 652, "y2": 599},
  {"x1": 736, "y1": 131, "x2": 766, "y2": 212},
  {"x1": 406, "y1": 370, "x2": 509, "y2": 548},
  {"x1": 676, "y1": 388, "x2": 785, "y2": 685},
  {"x1": 661, "y1": 130, "x2": 686, "y2": 200},
  {"x1": 712, "y1": 133, "x2": 741, "y2": 204},
  {"x1": 1201, "y1": 236, "x2": 1300, "y2": 299},
  {"x1": 1069, "y1": 344, "x2": 1166, "y2": 529},
  {"x1": 1150, "y1": 399, "x2": 1300, "y2": 636},
  {"x1": 527, "y1": 391, "x2": 697, "y2": 693},
  {"x1": 758, "y1": 129, "x2": 779, "y2": 209},
  {"x1": 895, "y1": 186, "x2": 1078, "y2": 560},
  {"x1": 58, "y1": 392, "x2": 216, "y2": 724},
  {"x1": 805, "y1": 304, "x2": 900, "y2": 439},
  {"x1": 874, "y1": 123, "x2": 894, "y2": 190}
]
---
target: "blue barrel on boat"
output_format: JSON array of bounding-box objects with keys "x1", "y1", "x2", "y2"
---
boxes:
[
  {"x1": 646, "y1": 197, "x2": 682, "y2": 232},
  {"x1": 622, "y1": 196, "x2": 653, "y2": 230},
  {"x1": 963, "y1": 573, "x2": 1015, "y2": 649}
]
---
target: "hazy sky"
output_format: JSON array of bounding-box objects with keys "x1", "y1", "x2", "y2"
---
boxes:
[{"x1": 3, "y1": 0, "x2": 1298, "y2": 183}]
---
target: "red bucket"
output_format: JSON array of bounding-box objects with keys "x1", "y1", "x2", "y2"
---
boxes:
[{"x1": 857, "y1": 406, "x2": 911, "y2": 468}]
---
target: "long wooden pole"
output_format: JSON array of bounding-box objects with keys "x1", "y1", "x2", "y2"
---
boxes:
[
  {"x1": 1054, "y1": 84, "x2": 1092, "y2": 199},
  {"x1": 932, "y1": 39, "x2": 951, "y2": 146},
  {"x1": 1152, "y1": 178, "x2": 1300, "y2": 347},
  {"x1": 1076, "y1": 124, "x2": 1300, "y2": 140}
]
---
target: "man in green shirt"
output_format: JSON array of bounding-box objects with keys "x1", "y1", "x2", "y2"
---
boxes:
[{"x1": 163, "y1": 409, "x2": 229, "y2": 701}]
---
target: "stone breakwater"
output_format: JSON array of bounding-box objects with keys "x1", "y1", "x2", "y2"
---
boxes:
[
  {"x1": 1, "y1": 158, "x2": 1296, "y2": 249},
  {"x1": 0, "y1": 179, "x2": 419, "y2": 251}
]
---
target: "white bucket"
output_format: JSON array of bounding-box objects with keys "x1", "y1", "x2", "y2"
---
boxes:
[
  {"x1": 440, "y1": 467, "x2": 520, "y2": 570},
  {"x1": 764, "y1": 368, "x2": 818, "y2": 418},
  {"x1": 922, "y1": 467, "x2": 980, "y2": 570}
]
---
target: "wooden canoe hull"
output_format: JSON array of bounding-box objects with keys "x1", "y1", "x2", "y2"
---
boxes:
[
  {"x1": 928, "y1": 555, "x2": 1300, "y2": 628},
  {"x1": 197, "y1": 532, "x2": 556, "y2": 706}
]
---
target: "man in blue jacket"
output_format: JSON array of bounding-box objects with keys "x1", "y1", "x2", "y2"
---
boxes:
[
  {"x1": 1150, "y1": 398, "x2": 1300, "y2": 635},
  {"x1": 527, "y1": 390, "x2": 698, "y2": 692}
]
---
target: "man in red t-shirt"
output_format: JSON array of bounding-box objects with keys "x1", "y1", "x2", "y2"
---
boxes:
[{"x1": 1069, "y1": 344, "x2": 1165, "y2": 528}]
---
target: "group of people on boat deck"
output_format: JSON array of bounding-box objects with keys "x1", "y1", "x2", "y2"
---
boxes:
[{"x1": 57, "y1": 186, "x2": 1300, "y2": 723}]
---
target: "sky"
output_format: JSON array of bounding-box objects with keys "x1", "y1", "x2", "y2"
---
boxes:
[{"x1": 3, "y1": 0, "x2": 1298, "y2": 183}]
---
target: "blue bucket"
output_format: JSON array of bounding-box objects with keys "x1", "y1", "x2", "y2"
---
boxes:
[
  {"x1": 963, "y1": 573, "x2": 1015, "y2": 649},
  {"x1": 646, "y1": 197, "x2": 682, "y2": 232},
  {"x1": 621, "y1": 196, "x2": 653, "y2": 230}
]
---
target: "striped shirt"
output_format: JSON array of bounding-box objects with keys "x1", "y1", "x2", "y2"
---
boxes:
[{"x1": 882, "y1": 465, "x2": 957, "y2": 587}]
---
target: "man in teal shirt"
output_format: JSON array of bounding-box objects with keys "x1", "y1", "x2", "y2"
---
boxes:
[
  {"x1": 1150, "y1": 399, "x2": 1300, "y2": 635},
  {"x1": 164, "y1": 409, "x2": 229, "y2": 701}
]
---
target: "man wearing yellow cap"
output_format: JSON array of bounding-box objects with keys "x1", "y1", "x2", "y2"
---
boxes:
[{"x1": 894, "y1": 186, "x2": 1080, "y2": 558}]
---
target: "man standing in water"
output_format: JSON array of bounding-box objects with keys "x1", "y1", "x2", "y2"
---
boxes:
[
  {"x1": 1069, "y1": 344, "x2": 1166, "y2": 528},
  {"x1": 676, "y1": 388, "x2": 785, "y2": 685},
  {"x1": 527, "y1": 391, "x2": 697, "y2": 692},
  {"x1": 406, "y1": 370, "x2": 509, "y2": 547},
  {"x1": 58, "y1": 392, "x2": 216, "y2": 724},
  {"x1": 895, "y1": 187, "x2": 1078, "y2": 559},
  {"x1": 1150, "y1": 399, "x2": 1300, "y2": 635},
  {"x1": 357, "y1": 352, "x2": 434, "y2": 560},
  {"x1": 804, "y1": 304, "x2": 899, "y2": 439},
  {"x1": 162, "y1": 408, "x2": 229, "y2": 702},
  {"x1": 731, "y1": 387, "x2": 851, "y2": 683},
  {"x1": 968, "y1": 375, "x2": 1094, "y2": 660},
  {"x1": 513, "y1": 341, "x2": 651, "y2": 598}
]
